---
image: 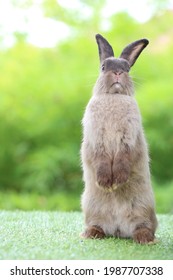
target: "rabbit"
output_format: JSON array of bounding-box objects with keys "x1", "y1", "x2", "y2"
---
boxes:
[{"x1": 80, "y1": 34, "x2": 157, "y2": 244}]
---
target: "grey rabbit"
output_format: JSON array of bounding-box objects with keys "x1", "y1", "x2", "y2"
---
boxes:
[{"x1": 80, "y1": 34, "x2": 157, "y2": 244}]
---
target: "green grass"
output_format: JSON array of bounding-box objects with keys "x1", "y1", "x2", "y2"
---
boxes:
[{"x1": 0, "y1": 211, "x2": 172, "y2": 260}]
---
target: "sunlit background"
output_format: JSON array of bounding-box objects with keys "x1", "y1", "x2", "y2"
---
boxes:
[{"x1": 0, "y1": 0, "x2": 173, "y2": 213}]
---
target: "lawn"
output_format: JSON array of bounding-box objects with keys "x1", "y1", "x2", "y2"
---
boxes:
[{"x1": 0, "y1": 211, "x2": 172, "y2": 260}]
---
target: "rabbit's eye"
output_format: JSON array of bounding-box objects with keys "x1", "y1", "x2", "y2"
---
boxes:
[{"x1": 101, "y1": 64, "x2": 105, "y2": 71}]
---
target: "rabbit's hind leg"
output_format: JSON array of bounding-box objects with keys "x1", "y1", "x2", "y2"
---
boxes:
[
  {"x1": 133, "y1": 226, "x2": 155, "y2": 244},
  {"x1": 80, "y1": 225, "x2": 106, "y2": 239}
]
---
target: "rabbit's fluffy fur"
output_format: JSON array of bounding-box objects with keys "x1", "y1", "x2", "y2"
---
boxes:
[{"x1": 81, "y1": 34, "x2": 157, "y2": 244}]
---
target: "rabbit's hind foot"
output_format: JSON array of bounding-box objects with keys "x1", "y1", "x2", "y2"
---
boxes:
[
  {"x1": 133, "y1": 227, "x2": 155, "y2": 244},
  {"x1": 80, "y1": 225, "x2": 105, "y2": 239}
]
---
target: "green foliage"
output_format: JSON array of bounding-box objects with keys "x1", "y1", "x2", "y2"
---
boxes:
[
  {"x1": 0, "y1": 41, "x2": 86, "y2": 193},
  {"x1": 0, "y1": 191, "x2": 80, "y2": 211},
  {"x1": 0, "y1": 2, "x2": 173, "y2": 211},
  {"x1": 136, "y1": 48, "x2": 173, "y2": 182},
  {"x1": 0, "y1": 180, "x2": 173, "y2": 213}
]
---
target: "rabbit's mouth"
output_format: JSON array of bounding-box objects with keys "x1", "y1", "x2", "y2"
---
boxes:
[{"x1": 109, "y1": 82, "x2": 123, "y2": 94}]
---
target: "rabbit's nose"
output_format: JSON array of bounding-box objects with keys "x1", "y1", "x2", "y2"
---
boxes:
[{"x1": 114, "y1": 71, "x2": 123, "y2": 76}]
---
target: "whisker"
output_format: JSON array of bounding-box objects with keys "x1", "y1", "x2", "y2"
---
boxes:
[
  {"x1": 130, "y1": 73, "x2": 147, "y2": 88},
  {"x1": 84, "y1": 83, "x2": 95, "y2": 89},
  {"x1": 133, "y1": 80, "x2": 142, "y2": 87}
]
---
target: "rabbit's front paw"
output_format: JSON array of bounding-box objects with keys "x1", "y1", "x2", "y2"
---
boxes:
[
  {"x1": 96, "y1": 162, "x2": 112, "y2": 189},
  {"x1": 112, "y1": 162, "x2": 130, "y2": 185}
]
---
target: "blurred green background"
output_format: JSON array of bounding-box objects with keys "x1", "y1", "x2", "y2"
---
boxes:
[{"x1": 0, "y1": 0, "x2": 173, "y2": 213}]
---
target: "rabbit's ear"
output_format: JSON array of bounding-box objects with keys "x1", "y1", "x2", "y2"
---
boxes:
[
  {"x1": 95, "y1": 34, "x2": 114, "y2": 63},
  {"x1": 119, "y1": 39, "x2": 149, "y2": 67}
]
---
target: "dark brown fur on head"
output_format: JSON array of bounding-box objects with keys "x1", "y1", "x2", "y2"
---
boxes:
[{"x1": 95, "y1": 34, "x2": 149, "y2": 95}]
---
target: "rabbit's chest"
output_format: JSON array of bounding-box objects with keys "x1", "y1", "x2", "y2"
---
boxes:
[
  {"x1": 85, "y1": 97, "x2": 131, "y2": 148},
  {"x1": 87, "y1": 95, "x2": 132, "y2": 127}
]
